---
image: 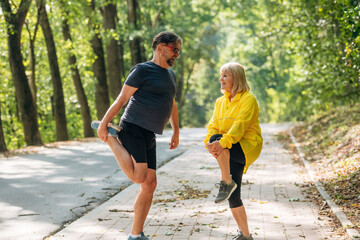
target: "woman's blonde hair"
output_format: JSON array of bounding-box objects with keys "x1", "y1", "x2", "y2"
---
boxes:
[{"x1": 220, "y1": 62, "x2": 250, "y2": 95}]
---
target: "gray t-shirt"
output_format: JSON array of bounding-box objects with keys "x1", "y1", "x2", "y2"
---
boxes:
[{"x1": 121, "y1": 61, "x2": 176, "y2": 134}]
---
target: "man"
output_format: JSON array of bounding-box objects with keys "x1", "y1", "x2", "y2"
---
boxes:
[{"x1": 92, "y1": 31, "x2": 182, "y2": 240}]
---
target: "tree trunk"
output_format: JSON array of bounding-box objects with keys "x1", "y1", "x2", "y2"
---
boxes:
[
  {"x1": 176, "y1": 65, "x2": 184, "y2": 129},
  {"x1": 62, "y1": 16, "x2": 94, "y2": 138},
  {"x1": 38, "y1": 0, "x2": 68, "y2": 141},
  {"x1": 127, "y1": 0, "x2": 146, "y2": 65},
  {"x1": 118, "y1": 38, "x2": 126, "y2": 85},
  {"x1": 176, "y1": 59, "x2": 185, "y2": 109},
  {"x1": 89, "y1": 0, "x2": 110, "y2": 119},
  {"x1": 0, "y1": 105, "x2": 8, "y2": 153},
  {"x1": 28, "y1": 39, "x2": 37, "y2": 105},
  {"x1": 175, "y1": 59, "x2": 194, "y2": 128},
  {"x1": 103, "y1": 1, "x2": 123, "y2": 100},
  {"x1": 91, "y1": 35, "x2": 110, "y2": 119},
  {"x1": 25, "y1": 9, "x2": 40, "y2": 106},
  {"x1": 0, "y1": 0, "x2": 43, "y2": 146}
]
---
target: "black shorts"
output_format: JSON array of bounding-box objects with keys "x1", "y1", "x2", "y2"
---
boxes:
[{"x1": 118, "y1": 121, "x2": 157, "y2": 170}]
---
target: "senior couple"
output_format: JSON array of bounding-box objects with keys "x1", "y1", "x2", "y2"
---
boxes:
[{"x1": 92, "y1": 31, "x2": 262, "y2": 240}]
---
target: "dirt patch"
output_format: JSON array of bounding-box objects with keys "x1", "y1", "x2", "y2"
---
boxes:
[
  {"x1": 276, "y1": 130, "x2": 352, "y2": 239},
  {"x1": 276, "y1": 105, "x2": 360, "y2": 233},
  {"x1": 153, "y1": 180, "x2": 211, "y2": 204}
]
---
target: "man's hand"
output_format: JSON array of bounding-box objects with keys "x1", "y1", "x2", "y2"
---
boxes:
[
  {"x1": 169, "y1": 99, "x2": 179, "y2": 150},
  {"x1": 97, "y1": 122, "x2": 109, "y2": 142},
  {"x1": 169, "y1": 132, "x2": 179, "y2": 149}
]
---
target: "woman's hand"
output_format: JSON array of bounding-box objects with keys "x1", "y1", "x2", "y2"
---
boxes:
[{"x1": 206, "y1": 141, "x2": 224, "y2": 158}]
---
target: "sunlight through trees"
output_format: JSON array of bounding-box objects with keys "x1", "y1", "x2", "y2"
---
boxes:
[{"x1": 0, "y1": 0, "x2": 359, "y2": 150}]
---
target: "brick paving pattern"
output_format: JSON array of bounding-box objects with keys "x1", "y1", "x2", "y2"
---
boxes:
[{"x1": 51, "y1": 125, "x2": 343, "y2": 240}]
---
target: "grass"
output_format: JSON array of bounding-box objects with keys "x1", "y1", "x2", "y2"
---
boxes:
[{"x1": 280, "y1": 103, "x2": 360, "y2": 230}]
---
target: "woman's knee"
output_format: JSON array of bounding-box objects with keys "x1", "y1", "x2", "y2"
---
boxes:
[
  {"x1": 229, "y1": 198, "x2": 243, "y2": 208},
  {"x1": 210, "y1": 134, "x2": 223, "y2": 143},
  {"x1": 228, "y1": 169, "x2": 243, "y2": 208}
]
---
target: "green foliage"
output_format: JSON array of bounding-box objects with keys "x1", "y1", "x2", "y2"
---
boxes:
[
  {"x1": 0, "y1": 0, "x2": 359, "y2": 149},
  {"x1": 292, "y1": 104, "x2": 360, "y2": 225},
  {"x1": 0, "y1": 10, "x2": 26, "y2": 149},
  {"x1": 281, "y1": 0, "x2": 360, "y2": 120}
]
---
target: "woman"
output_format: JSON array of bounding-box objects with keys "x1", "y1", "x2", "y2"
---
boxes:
[{"x1": 204, "y1": 62, "x2": 262, "y2": 240}]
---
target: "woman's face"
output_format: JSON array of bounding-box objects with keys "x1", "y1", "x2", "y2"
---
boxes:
[{"x1": 219, "y1": 70, "x2": 234, "y2": 94}]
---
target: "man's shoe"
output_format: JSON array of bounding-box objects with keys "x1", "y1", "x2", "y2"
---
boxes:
[
  {"x1": 232, "y1": 230, "x2": 254, "y2": 240},
  {"x1": 215, "y1": 180, "x2": 237, "y2": 204},
  {"x1": 128, "y1": 232, "x2": 149, "y2": 240},
  {"x1": 91, "y1": 120, "x2": 121, "y2": 138}
]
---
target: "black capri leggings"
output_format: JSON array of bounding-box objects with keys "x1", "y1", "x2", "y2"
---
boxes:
[{"x1": 209, "y1": 134, "x2": 246, "y2": 208}]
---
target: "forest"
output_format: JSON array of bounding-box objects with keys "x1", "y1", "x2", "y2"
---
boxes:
[{"x1": 0, "y1": 0, "x2": 359, "y2": 151}]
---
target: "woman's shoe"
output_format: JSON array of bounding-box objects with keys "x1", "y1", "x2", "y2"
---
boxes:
[
  {"x1": 215, "y1": 180, "x2": 237, "y2": 204},
  {"x1": 128, "y1": 232, "x2": 149, "y2": 240},
  {"x1": 91, "y1": 120, "x2": 121, "y2": 138},
  {"x1": 232, "y1": 230, "x2": 254, "y2": 240}
]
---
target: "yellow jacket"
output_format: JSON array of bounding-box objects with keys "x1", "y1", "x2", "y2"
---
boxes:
[{"x1": 204, "y1": 91, "x2": 263, "y2": 173}]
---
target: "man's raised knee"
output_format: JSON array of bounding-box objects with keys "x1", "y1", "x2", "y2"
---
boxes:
[{"x1": 131, "y1": 174, "x2": 147, "y2": 184}]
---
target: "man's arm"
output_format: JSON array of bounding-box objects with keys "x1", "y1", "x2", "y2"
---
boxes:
[
  {"x1": 97, "y1": 84, "x2": 138, "y2": 141},
  {"x1": 169, "y1": 98, "x2": 179, "y2": 149}
]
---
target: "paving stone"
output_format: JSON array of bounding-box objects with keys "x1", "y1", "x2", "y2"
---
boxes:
[{"x1": 50, "y1": 125, "x2": 345, "y2": 240}]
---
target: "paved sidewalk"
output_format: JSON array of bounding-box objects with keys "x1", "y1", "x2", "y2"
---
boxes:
[{"x1": 50, "y1": 124, "x2": 342, "y2": 240}]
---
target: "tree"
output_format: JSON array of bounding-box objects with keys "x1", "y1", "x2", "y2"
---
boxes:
[
  {"x1": 0, "y1": 0, "x2": 42, "y2": 146},
  {"x1": 61, "y1": 4, "x2": 94, "y2": 138},
  {"x1": 0, "y1": 105, "x2": 8, "y2": 152},
  {"x1": 24, "y1": 6, "x2": 40, "y2": 106},
  {"x1": 127, "y1": 0, "x2": 146, "y2": 65},
  {"x1": 278, "y1": 0, "x2": 360, "y2": 120},
  {"x1": 88, "y1": 0, "x2": 110, "y2": 119},
  {"x1": 38, "y1": 0, "x2": 69, "y2": 141},
  {"x1": 103, "y1": 0, "x2": 123, "y2": 100}
]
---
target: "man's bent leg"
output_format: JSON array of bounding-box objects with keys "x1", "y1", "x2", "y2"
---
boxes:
[
  {"x1": 131, "y1": 168, "x2": 157, "y2": 235},
  {"x1": 106, "y1": 136, "x2": 148, "y2": 183}
]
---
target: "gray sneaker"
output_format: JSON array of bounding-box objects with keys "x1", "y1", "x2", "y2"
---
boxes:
[
  {"x1": 91, "y1": 120, "x2": 121, "y2": 138},
  {"x1": 232, "y1": 230, "x2": 254, "y2": 240},
  {"x1": 128, "y1": 232, "x2": 149, "y2": 240},
  {"x1": 215, "y1": 180, "x2": 237, "y2": 204}
]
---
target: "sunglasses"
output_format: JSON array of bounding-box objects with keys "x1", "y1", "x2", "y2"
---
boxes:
[{"x1": 163, "y1": 45, "x2": 181, "y2": 54}]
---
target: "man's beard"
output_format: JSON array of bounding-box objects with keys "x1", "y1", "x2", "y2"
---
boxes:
[{"x1": 167, "y1": 58, "x2": 175, "y2": 67}]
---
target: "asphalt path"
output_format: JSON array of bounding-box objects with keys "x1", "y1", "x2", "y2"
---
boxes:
[{"x1": 0, "y1": 128, "x2": 206, "y2": 240}]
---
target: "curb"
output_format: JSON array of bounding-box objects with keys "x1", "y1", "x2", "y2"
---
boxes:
[{"x1": 289, "y1": 127, "x2": 360, "y2": 239}]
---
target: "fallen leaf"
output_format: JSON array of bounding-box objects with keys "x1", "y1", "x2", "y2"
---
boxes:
[{"x1": 289, "y1": 198, "x2": 300, "y2": 202}]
